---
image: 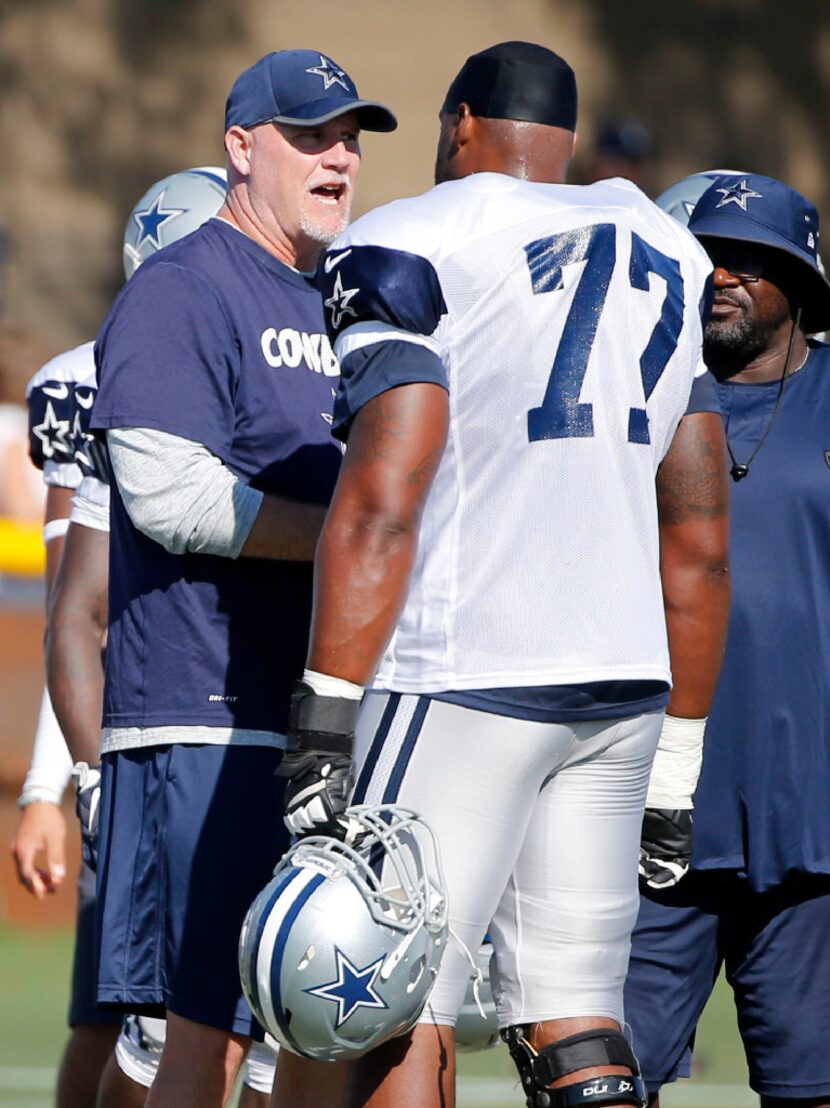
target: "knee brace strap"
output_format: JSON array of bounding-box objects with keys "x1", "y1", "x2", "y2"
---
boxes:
[{"x1": 501, "y1": 1025, "x2": 646, "y2": 1108}]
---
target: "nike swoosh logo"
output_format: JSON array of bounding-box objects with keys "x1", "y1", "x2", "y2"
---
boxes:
[
  {"x1": 43, "y1": 382, "x2": 69, "y2": 400},
  {"x1": 324, "y1": 249, "x2": 352, "y2": 273},
  {"x1": 75, "y1": 390, "x2": 95, "y2": 409}
]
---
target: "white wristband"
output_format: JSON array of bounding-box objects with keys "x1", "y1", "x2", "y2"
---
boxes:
[
  {"x1": 646, "y1": 714, "x2": 707, "y2": 810},
  {"x1": 18, "y1": 785, "x2": 63, "y2": 808},
  {"x1": 302, "y1": 668, "x2": 364, "y2": 700},
  {"x1": 43, "y1": 517, "x2": 70, "y2": 543}
]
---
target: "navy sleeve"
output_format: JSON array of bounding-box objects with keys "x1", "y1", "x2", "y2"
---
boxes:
[
  {"x1": 91, "y1": 263, "x2": 238, "y2": 463},
  {"x1": 317, "y1": 245, "x2": 447, "y2": 341},
  {"x1": 28, "y1": 380, "x2": 74, "y2": 469},
  {"x1": 333, "y1": 341, "x2": 448, "y2": 441},
  {"x1": 684, "y1": 370, "x2": 721, "y2": 416}
]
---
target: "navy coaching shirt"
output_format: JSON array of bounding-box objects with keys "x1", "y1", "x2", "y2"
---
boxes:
[
  {"x1": 92, "y1": 218, "x2": 342, "y2": 735},
  {"x1": 692, "y1": 341, "x2": 830, "y2": 890}
]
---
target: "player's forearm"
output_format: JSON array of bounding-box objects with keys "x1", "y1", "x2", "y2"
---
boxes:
[
  {"x1": 657, "y1": 410, "x2": 730, "y2": 717},
  {"x1": 662, "y1": 559, "x2": 730, "y2": 718},
  {"x1": 306, "y1": 383, "x2": 449, "y2": 684},
  {"x1": 308, "y1": 507, "x2": 420, "y2": 685},
  {"x1": 43, "y1": 485, "x2": 74, "y2": 602},
  {"x1": 239, "y1": 495, "x2": 328, "y2": 561},
  {"x1": 45, "y1": 605, "x2": 105, "y2": 765}
]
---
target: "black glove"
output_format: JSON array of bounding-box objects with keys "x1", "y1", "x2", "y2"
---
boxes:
[
  {"x1": 278, "y1": 681, "x2": 361, "y2": 838},
  {"x1": 638, "y1": 808, "x2": 693, "y2": 889},
  {"x1": 71, "y1": 762, "x2": 102, "y2": 872}
]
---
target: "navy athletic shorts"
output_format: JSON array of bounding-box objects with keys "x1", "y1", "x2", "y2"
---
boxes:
[
  {"x1": 96, "y1": 744, "x2": 288, "y2": 1037},
  {"x1": 624, "y1": 871, "x2": 830, "y2": 1100},
  {"x1": 69, "y1": 854, "x2": 121, "y2": 1027}
]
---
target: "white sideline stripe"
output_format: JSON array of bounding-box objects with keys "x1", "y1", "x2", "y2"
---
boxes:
[{"x1": 456, "y1": 1078, "x2": 757, "y2": 1107}]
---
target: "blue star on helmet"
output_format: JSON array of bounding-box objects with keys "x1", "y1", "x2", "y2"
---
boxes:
[
  {"x1": 324, "y1": 272, "x2": 359, "y2": 330},
  {"x1": 305, "y1": 948, "x2": 388, "y2": 1029},
  {"x1": 132, "y1": 190, "x2": 185, "y2": 249},
  {"x1": 305, "y1": 55, "x2": 349, "y2": 92},
  {"x1": 715, "y1": 179, "x2": 763, "y2": 211}
]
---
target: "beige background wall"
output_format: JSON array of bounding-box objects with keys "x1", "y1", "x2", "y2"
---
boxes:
[{"x1": 0, "y1": 0, "x2": 827, "y2": 366}]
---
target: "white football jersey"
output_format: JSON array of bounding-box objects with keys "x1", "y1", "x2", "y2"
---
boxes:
[{"x1": 322, "y1": 174, "x2": 713, "y2": 693}]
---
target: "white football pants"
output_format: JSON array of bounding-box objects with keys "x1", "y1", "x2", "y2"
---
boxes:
[{"x1": 352, "y1": 693, "x2": 661, "y2": 1028}]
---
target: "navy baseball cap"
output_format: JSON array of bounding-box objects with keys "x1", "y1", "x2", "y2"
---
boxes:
[
  {"x1": 225, "y1": 50, "x2": 397, "y2": 134},
  {"x1": 689, "y1": 173, "x2": 830, "y2": 333}
]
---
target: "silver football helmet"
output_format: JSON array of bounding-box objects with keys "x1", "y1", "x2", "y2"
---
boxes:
[
  {"x1": 123, "y1": 166, "x2": 227, "y2": 279},
  {"x1": 455, "y1": 940, "x2": 500, "y2": 1053},
  {"x1": 239, "y1": 805, "x2": 449, "y2": 1061},
  {"x1": 656, "y1": 169, "x2": 746, "y2": 226}
]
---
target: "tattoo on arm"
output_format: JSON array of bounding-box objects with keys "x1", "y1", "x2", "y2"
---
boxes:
[
  {"x1": 406, "y1": 445, "x2": 444, "y2": 489},
  {"x1": 347, "y1": 392, "x2": 408, "y2": 465},
  {"x1": 657, "y1": 413, "x2": 729, "y2": 525}
]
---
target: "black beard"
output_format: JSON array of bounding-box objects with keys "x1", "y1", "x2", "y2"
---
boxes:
[{"x1": 704, "y1": 314, "x2": 771, "y2": 367}]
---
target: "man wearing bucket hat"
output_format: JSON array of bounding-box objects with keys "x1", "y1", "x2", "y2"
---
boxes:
[
  {"x1": 624, "y1": 174, "x2": 830, "y2": 1106},
  {"x1": 89, "y1": 51, "x2": 395, "y2": 1107}
]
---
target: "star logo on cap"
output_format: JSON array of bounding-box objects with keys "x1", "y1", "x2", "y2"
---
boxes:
[
  {"x1": 305, "y1": 55, "x2": 349, "y2": 92},
  {"x1": 324, "y1": 271, "x2": 359, "y2": 330},
  {"x1": 715, "y1": 179, "x2": 763, "y2": 211},
  {"x1": 305, "y1": 948, "x2": 388, "y2": 1028},
  {"x1": 133, "y1": 190, "x2": 185, "y2": 248}
]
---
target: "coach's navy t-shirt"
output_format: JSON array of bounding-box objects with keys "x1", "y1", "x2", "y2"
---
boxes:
[
  {"x1": 92, "y1": 218, "x2": 341, "y2": 734},
  {"x1": 692, "y1": 341, "x2": 830, "y2": 890}
]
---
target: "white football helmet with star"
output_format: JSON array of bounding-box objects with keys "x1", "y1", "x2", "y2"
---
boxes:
[
  {"x1": 123, "y1": 167, "x2": 227, "y2": 278},
  {"x1": 239, "y1": 805, "x2": 448, "y2": 1061},
  {"x1": 656, "y1": 169, "x2": 746, "y2": 227}
]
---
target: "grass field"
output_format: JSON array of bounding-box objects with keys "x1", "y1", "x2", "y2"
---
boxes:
[{"x1": 0, "y1": 924, "x2": 752, "y2": 1108}]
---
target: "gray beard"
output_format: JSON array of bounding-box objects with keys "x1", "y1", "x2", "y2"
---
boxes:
[{"x1": 299, "y1": 205, "x2": 351, "y2": 247}]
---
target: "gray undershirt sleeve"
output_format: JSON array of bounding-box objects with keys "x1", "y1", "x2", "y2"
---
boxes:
[{"x1": 107, "y1": 427, "x2": 263, "y2": 558}]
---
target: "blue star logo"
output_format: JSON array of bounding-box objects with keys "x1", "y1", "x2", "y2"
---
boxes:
[
  {"x1": 715, "y1": 179, "x2": 763, "y2": 211},
  {"x1": 132, "y1": 190, "x2": 185, "y2": 248},
  {"x1": 324, "y1": 272, "x2": 359, "y2": 330},
  {"x1": 305, "y1": 948, "x2": 388, "y2": 1028},
  {"x1": 305, "y1": 55, "x2": 349, "y2": 92}
]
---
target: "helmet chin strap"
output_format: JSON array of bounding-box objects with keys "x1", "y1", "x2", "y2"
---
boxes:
[{"x1": 727, "y1": 307, "x2": 803, "y2": 482}]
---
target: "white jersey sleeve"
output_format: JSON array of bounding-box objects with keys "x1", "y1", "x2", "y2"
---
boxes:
[
  {"x1": 317, "y1": 175, "x2": 713, "y2": 694},
  {"x1": 70, "y1": 476, "x2": 111, "y2": 533}
]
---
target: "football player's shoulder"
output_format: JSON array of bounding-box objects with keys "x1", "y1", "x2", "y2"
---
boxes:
[
  {"x1": 26, "y1": 341, "x2": 96, "y2": 398},
  {"x1": 339, "y1": 188, "x2": 446, "y2": 260},
  {"x1": 338, "y1": 178, "x2": 495, "y2": 262},
  {"x1": 628, "y1": 182, "x2": 705, "y2": 250}
]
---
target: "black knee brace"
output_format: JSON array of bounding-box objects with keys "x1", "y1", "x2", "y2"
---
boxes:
[{"x1": 501, "y1": 1025, "x2": 647, "y2": 1108}]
